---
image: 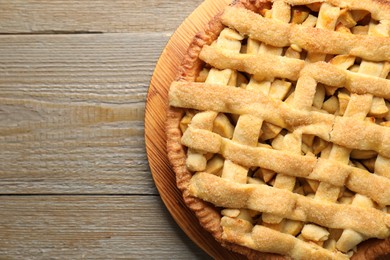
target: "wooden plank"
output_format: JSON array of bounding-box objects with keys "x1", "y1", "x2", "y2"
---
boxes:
[
  {"x1": 0, "y1": 33, "x2": 168, "y2": 92},
  {"x1": 0, "y1": 195, "x2": 210, "y2": 259},
  {"x1": 0, "y1": 0, "x2": 203, "y2": 33},
  {"x1": 0, "y1": 33, "x2": 169, "y2": 194}
]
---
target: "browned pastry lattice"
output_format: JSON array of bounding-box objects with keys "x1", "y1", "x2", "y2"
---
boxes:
[{"x1": 166, "y1": 0, "x2": 390, "y2": 259}]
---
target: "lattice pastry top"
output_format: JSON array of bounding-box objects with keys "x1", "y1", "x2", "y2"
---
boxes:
[{"x1": 166, "y1": 0, "x2": 390, "y2": 259}]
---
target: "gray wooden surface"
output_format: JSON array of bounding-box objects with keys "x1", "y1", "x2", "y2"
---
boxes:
[{"x1": 0, "y1": 0, "x2": 211, "y2": 258}]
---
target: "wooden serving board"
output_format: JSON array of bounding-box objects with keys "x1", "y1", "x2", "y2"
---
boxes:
[
  {"x1": 145, "y1": 0, "x2": 390, "y2": 259},
  {"x1": 145, "y1": 0, "x2": 243, "y2": 258}
]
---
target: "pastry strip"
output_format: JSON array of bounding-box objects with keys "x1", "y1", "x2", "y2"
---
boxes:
[
  {"x1": 169, "y1": 82, "x2": 390, "y2": 156},
  {"x1": 221, "y1": 217, "x2": 349, "y2": 260},
  {"x1": 243, "y1": 0, "x2": 294, "y2": 226},
  {"x1": 265, "y1": 2, "x2": 340, "y2": 229},
  {"x1": 181, "y1": 128, "x2": 390, "y2": 205},
  {"x1": 282, "y1": 0, "x2": 390, "y2": 20},
  {"x1": 333, "y1": 20, "x2": 390, "y2": 252},
  {"x1": 200, "y1": 46, "x2": 390, "y2": 99},
  {"x1": 221, "y1": 6, "x2": 390, "y2": 61},
  {"x1": 189, "y1": 172, "x2": 390, "y2": 238}
]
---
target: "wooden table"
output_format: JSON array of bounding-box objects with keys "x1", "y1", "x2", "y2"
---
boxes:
[{"x1": 0, "y1": 0, "x2": 211, "y2": 258}]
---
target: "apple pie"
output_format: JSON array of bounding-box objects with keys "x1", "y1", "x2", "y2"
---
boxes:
[{"x1": 166, "y1": 0, "x2": 390, "y2": 258}]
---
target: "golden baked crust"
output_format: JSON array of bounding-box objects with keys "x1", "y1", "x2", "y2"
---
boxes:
[{"x1": 166, "y1": 0, "x2": 390, "y2": 258}]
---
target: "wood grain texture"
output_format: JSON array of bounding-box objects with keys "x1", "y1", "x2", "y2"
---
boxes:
[
  {"x1": 0, "y1": 196, "x2": 209, "y2": 259},
  {"x1": 0, "y1": 0, "x2": 203, "y2": 33},
  {"x1": 0, "y1": 33, "x2": 168, "y2": 194},
  {"x1": 145, "y1": 0, "x2": 243, "y2": 258},
  {"x1": 0, "y1": 0, "x2": 219, "y2": 258}
]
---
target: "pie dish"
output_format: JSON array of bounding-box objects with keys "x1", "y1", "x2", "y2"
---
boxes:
[{"x1": 166, "y1": 0, "x2": 390, "y2": 259}]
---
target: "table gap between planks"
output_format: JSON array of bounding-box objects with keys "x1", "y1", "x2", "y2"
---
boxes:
[{"x1": 0, "y1": 0, "x2": 209, "y2": 258}]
